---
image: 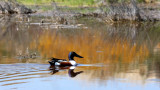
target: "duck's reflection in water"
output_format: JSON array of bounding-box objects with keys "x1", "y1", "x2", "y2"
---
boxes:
[{"x1": 49, "y1": 65, "x2": 83, "y2": 78}]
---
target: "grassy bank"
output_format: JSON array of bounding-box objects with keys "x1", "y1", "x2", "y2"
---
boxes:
[
  {"x1": 16, "y1": 0, "x2": 158, "y2": 6},
  {"x1": 55, "y1": 0, "x2": 95, "y2": 7},
  {"x1": 17, "y1": 0, "x2": 95, "y2": 6},
  {"x1": 17, "y1": 0, "x2": 53, "y2": 5}
]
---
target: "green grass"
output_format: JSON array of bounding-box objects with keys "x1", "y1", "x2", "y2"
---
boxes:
[
  {"x1": 17, "y1": 0, "x2": 53, "y2": 5},
  {"x1": 16, "y1": 0, "x2": 160, "y2": 6},
  {"x1": 54, "y1": 0, "x2": 95, "y2": 7},
  {"x1": 60, "y1": 7, "x2": 96, "y2": 13},
  {"x1": 17, "y1": 0, "x2": 95, "y2": 6},
  {"x1": 41, "y1": 5, "x2": 53, "y2": 11}
]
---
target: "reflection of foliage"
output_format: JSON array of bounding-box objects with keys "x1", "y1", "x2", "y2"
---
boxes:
[
  {"x1": 0, "y1": 42, "x2": 8, "y2": 57},
  {"x1": 146, "y1": 44, "x2": 160, "y2": 79},
  {"x1": 32, "y1": 29, "x2": 149, "y2": 65}
]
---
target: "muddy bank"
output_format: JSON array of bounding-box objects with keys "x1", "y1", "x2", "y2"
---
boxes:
[
  {"x1": 30, "y1": 2, "x2": 160, "y2": 22},
  {"x1": 0, "y1": 1, "x2": 160, "y2": 22},
  {"x1": 103, "y1": 1, "x2": 160, "y2": 21}
]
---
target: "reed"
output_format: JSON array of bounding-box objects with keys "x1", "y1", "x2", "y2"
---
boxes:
[{"x1": 104, "y1": 0, "x2": 145, "y2": 22}]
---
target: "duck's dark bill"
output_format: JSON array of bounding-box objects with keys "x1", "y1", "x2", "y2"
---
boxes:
[{"x1": 75, "y1": 54, "x2": 83, "y2": 58}]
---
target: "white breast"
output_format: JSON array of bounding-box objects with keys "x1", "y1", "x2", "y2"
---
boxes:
[
  {"x1": 55, "y1": 62, "x2": 60, "y2": 65},
  {"x1": 69, "y1": 61, "x2": 76, "y2": 66}
]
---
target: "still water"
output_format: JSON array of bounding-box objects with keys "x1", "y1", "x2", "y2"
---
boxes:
[{"x1": 0, "y1": 15, "x2": 160, "y2": 90}]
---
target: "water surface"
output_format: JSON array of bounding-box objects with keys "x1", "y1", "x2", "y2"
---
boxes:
[{"x1": 0, "y1": 15, "x2": 160, "y2": 90}]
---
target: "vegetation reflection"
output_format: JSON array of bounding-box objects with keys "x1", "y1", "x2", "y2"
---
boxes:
[{"x1": 33, "y1": 29, "x2": 149, "y2": 65}]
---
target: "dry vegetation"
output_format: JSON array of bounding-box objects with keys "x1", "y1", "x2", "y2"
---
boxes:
[{"x1": 103, "y1": 0, "x2": 160, "y2": 22}]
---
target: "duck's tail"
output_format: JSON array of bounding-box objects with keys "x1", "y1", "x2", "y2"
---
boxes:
[
  {"x1": 48, "y1": 61, "x2": 55, "y2": 65},
  {"x1": 48, "y1": 57, "x2": 67, "y2": 65}
]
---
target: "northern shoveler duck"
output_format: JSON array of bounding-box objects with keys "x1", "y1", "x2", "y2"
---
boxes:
[{"x1": 48, "y1": 52, "x2": 83, "y2": 66}]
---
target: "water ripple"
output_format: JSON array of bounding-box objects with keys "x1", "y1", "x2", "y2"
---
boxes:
[{"x1": 0, "y1": 63, "x2": 50, "y2": 87}]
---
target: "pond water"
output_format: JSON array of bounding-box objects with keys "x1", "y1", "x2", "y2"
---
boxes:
[{"x1": 0, "y1": 15, "x2": 160, "y2": 90}]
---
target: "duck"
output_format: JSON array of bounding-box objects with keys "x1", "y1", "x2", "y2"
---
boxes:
[{"x1": 48, "y1": 51, "x2": 83, "y2": 66}]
